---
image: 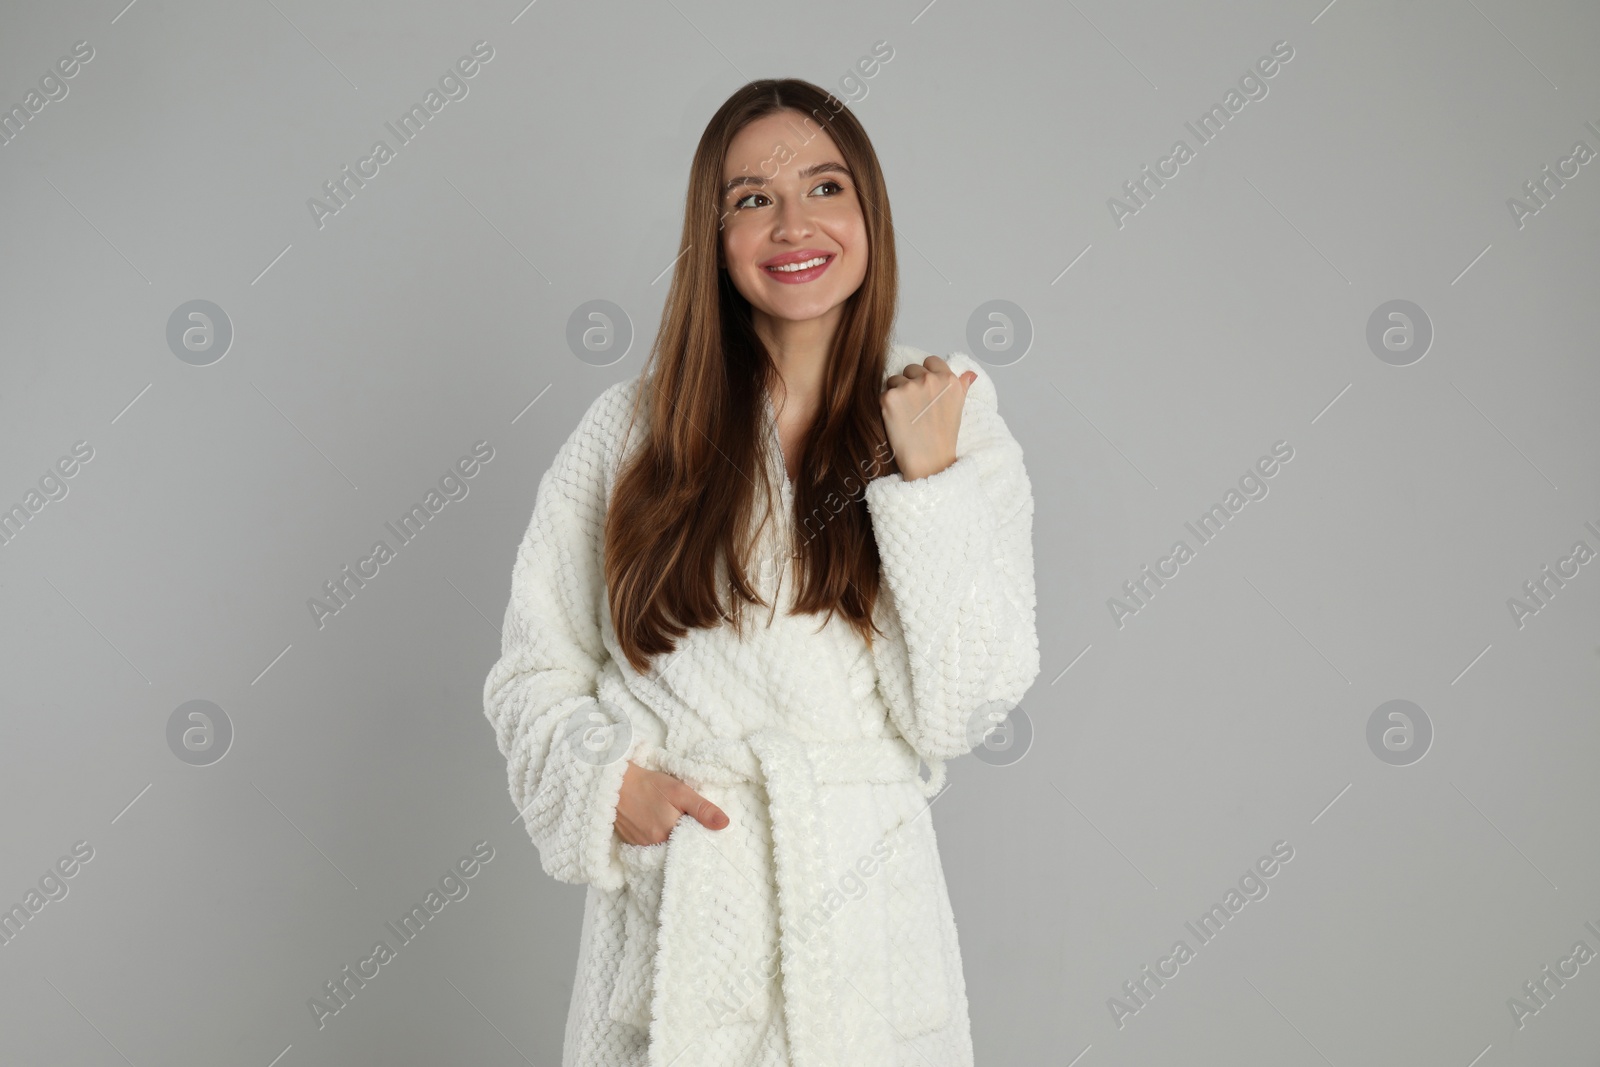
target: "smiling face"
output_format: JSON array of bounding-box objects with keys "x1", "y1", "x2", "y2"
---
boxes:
[{"x1": 718, "y1": 110, "x2": 870, "y2": 338}]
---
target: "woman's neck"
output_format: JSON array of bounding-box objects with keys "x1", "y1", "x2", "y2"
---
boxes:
[{"x1": 754, "y1": 306, "x2": 840, "y2": 418}]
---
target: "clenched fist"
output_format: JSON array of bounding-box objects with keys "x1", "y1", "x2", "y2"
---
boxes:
[
  {"x1": 613, "y1": 760, "x2": 729, "y2": 846},
  {"x1": 881, "y1": 355, "x2": 978, "y2": 482}
]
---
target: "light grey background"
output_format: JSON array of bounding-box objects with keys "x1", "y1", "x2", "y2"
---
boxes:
[{"x1": 2, "y1": 0, "x2": 1597, "y2": 1064}]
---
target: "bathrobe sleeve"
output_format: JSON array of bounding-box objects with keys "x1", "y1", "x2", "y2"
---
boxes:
[
  {"x1": 865, "y1": 350, "x2": 1041, "y2": 768},
  {"x1": 483, "y1": 385, "x2": 635, "y2": 894}
]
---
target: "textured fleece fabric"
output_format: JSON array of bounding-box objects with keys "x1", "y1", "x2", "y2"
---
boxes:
[{"x1": 482, "y1": 344, "x2": 1040, "y2": 1067}]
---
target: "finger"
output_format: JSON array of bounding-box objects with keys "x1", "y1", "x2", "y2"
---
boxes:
[
  {"x1": 884, "y1": 374, "x2": 906, "y2": 390},
  {"x1": 680, "y1": 787, "x2": 729, "y2": 830},
  {"x1": 923, "y1": 355, "x2": 952, "y2": 376},
  {"x1": 901, "y1": 363, "x2": 926, "y2": 380}
]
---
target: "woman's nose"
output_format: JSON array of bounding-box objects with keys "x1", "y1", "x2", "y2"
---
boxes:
[{"x1": 772, "y1": 196, "x2": 813, "y2": 238}]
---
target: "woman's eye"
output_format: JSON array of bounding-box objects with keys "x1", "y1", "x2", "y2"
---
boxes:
[{"x1": 730, "y1": 180, "x2": 844, "y2": 211}]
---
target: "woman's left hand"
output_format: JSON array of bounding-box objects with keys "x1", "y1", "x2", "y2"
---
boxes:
[{"x1": 880, "y1": 356, "x2": 979, "y2": 481}]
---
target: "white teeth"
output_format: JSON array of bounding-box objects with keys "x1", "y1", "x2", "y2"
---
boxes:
[{"x1": 766, "y1": 256, "x2": 829, "y2": 272}]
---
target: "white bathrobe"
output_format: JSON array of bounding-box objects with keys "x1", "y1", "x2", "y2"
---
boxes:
[{"x1": 483, "y1": 344, "x2": 1040, "y2": 1067}]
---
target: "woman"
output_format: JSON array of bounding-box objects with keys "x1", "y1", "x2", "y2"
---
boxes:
[{"x1": 483, "y1": 78, "x2": 1039, "y2": 1067}]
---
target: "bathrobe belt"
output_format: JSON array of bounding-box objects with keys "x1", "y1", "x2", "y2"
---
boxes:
[{"x1": 637, "y1": 729, "x2": 945, "y2": 1067}]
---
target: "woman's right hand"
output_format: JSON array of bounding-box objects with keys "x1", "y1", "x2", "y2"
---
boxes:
[{"x1": 613, "y1": 760, "x2": 730, "y2": 846}]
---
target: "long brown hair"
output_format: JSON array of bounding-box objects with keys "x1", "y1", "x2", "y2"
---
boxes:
[{"x1": 604, "y1": 78, "x2": 900, "y2": 674}]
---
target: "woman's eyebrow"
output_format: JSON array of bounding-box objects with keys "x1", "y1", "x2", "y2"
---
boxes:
[{"x1": 721, "y1": 161, "x2": 852, "y2": 197}]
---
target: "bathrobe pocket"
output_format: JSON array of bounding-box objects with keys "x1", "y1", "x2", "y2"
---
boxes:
[{"x1": 607, "y1": 839, "x2": 668, "y2": 1030}]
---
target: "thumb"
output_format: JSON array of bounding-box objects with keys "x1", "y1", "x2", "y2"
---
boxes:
[
  {"x1": 683, "y1": 788, "x2": 729, "y2": 830},
  {"x1": 960, "y1": 370, "x2": 978, "y2": 392}
]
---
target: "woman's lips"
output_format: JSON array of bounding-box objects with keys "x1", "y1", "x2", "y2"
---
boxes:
[{"x1": 762, "y1": 253, "x2": 835, "y2": 284}]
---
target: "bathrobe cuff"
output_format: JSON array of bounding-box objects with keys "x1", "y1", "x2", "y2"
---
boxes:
[{"x1": 513, "y1": 696, "x2": 649, "y2": 894}]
